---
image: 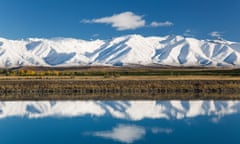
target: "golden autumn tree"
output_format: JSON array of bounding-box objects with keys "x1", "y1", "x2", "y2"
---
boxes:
[
  {"x1": 52, "y1": 70, "x2": 59, "y2": 76},
  {"x1": 26, "y1": 70, "x2": 36, "y2": 76},
  {"x1": 18, "y1": 69, "x2": 25, "y2": 76}
]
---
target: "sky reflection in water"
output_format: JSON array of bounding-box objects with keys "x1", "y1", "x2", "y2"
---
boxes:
[{"x1": 0, "y1": 100, "x2": 240, "y2": 144}]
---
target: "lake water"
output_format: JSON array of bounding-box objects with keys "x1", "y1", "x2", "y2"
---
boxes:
[{"x1": 0, "y1": 100, "x2": 240, "y2": 144}]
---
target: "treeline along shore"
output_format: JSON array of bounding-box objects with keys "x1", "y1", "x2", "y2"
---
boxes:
[
  {"x1": 0, "y1": 77, "x2": 240, "y2": 100},
  {"x1": 1, "y1": 66, "x2": 240, "y2": 100}
]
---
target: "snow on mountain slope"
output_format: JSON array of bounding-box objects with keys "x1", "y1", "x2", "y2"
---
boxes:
[
  {"x1": 0, "y1": 101, "x2": 240, "y2": 120},
  {"x1": 0, "y1": 35, "x2": 239, "y2": 68}
]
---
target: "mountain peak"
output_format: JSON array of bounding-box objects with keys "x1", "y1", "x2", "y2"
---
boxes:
[{"x1": 0, "y1": 34, "x2": 239, "y2": 68}]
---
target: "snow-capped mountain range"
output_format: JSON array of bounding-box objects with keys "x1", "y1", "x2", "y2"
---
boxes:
[
  {"x1": 0, "y1": 34, "x2": 240, "y2": 68},
  {"x1": 0, "y1": 101, "x2": 239, "y2": 120}
]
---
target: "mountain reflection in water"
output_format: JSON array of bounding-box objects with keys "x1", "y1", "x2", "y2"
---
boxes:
[
  {"x1": 0, "y1": 100, "x2": 240, "y2": 144},
  {"x1": 0, "y1": 101, "x2": 239, "y2": 120}
]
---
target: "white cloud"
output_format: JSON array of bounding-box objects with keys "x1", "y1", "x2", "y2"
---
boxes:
[
  {"x1": 211, "y1": 117, "x2": 221, "y2": 123},
  {"x1": 81, "y1": 12, "x2": 174, "y2": 31},
  {"x1": 209, "y1": 31, "x2": 223, "y2": 38},
  {"x1": 185, "y1": 29, "x2": 191, "y2": 33},
  {"x1": 91, "y1": 33, "x2": 99, "y2": 38},
  {"x1": 91, "y1": 124, "x2": 146, "y2": 143},
  {"x1": 150, "y1": 21, "x2": 173, "y2": 27},
  {"x1": 80, "y1": 19, "x2": 92, "y2": 23},
  {"x1": 81, "y1": 12, "x2": 145, "y2": 31},
  {"x1": 183, "y1": 29, "x2": 195, "y2": 37},
  {"x1": 151, "y1": 127, "x2": 173, "y2": 134}
]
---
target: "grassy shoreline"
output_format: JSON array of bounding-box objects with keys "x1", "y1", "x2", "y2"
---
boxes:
[
  {"x1": 1, "y1": 75, "x2": 240, "y2": 80},
  {"x1": 2, "y1": 66, "x2": 240, "y2": 77},
  {"x1": 0, "y1": 76, "x2": 240, "y2": 100},
  {"x1": 0, "y1": 66, "x2": 240, "y2": 100}
]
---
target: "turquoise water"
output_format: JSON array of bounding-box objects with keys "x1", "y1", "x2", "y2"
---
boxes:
[{"x1": 0, "y1": 101, "x2": 240, "y2": 144}]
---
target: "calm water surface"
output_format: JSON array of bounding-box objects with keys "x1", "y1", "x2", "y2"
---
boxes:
[{"x1": 0, "y1": 100, "x2": 240, "y2": 144}]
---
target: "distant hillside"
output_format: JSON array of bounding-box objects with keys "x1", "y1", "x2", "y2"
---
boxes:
[{"x1": 0, "y1": 34, "x2": 240, "y2": 68}]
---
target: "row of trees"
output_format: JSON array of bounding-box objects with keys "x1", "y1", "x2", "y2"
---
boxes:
[
  {"x1": 5, "y1": 70, "x2": 60, "y2": 76},
  {"x1": 2, "y1": 69, "x2": 121, "y2": 77}
]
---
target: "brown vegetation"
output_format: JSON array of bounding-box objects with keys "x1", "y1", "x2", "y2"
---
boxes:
[
  {"x1": 0, "y1": 66, "x2": 240, "y2": 100},
  {"x1": 0, "y1": 77, "x2": 240, "y2": 100}
]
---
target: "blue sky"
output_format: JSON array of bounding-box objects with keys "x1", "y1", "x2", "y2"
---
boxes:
[{"x1": 0, "y1": 0, "x2": 239, "y2": 41}]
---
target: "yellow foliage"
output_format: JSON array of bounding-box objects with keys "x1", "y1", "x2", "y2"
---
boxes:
[
  {"x1": 18, "y1": 69, "x2": 25, "y2": 76},
  {"x1": 53, "y1": 70, "x2": 59, "y2": 76},
  {"x1": 45, "y1": 70, "x2": 51, "y2": 76},
  {"x1": 26, "y1": 70, "x2": 36, "y2": 76}
]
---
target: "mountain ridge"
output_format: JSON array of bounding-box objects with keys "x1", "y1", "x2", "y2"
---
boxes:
[{"x1": 0, "y1": 34, "x2": 240, "y2": 68}]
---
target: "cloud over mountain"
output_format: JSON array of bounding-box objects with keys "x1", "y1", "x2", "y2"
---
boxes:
[
  {"x1": 81, "y1": 12, "x2": 145, "y2": 31},
  {"x1": 209, "y1": 31, "x2": 223, "y2": 38},
  {"x1": 81, "y1": 11, "x2": 174, "y2": 31}
]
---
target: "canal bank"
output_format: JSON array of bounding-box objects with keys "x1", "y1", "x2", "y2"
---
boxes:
[{"x1": 0, "y1": 78, "x2": 240, "y2": 100}]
